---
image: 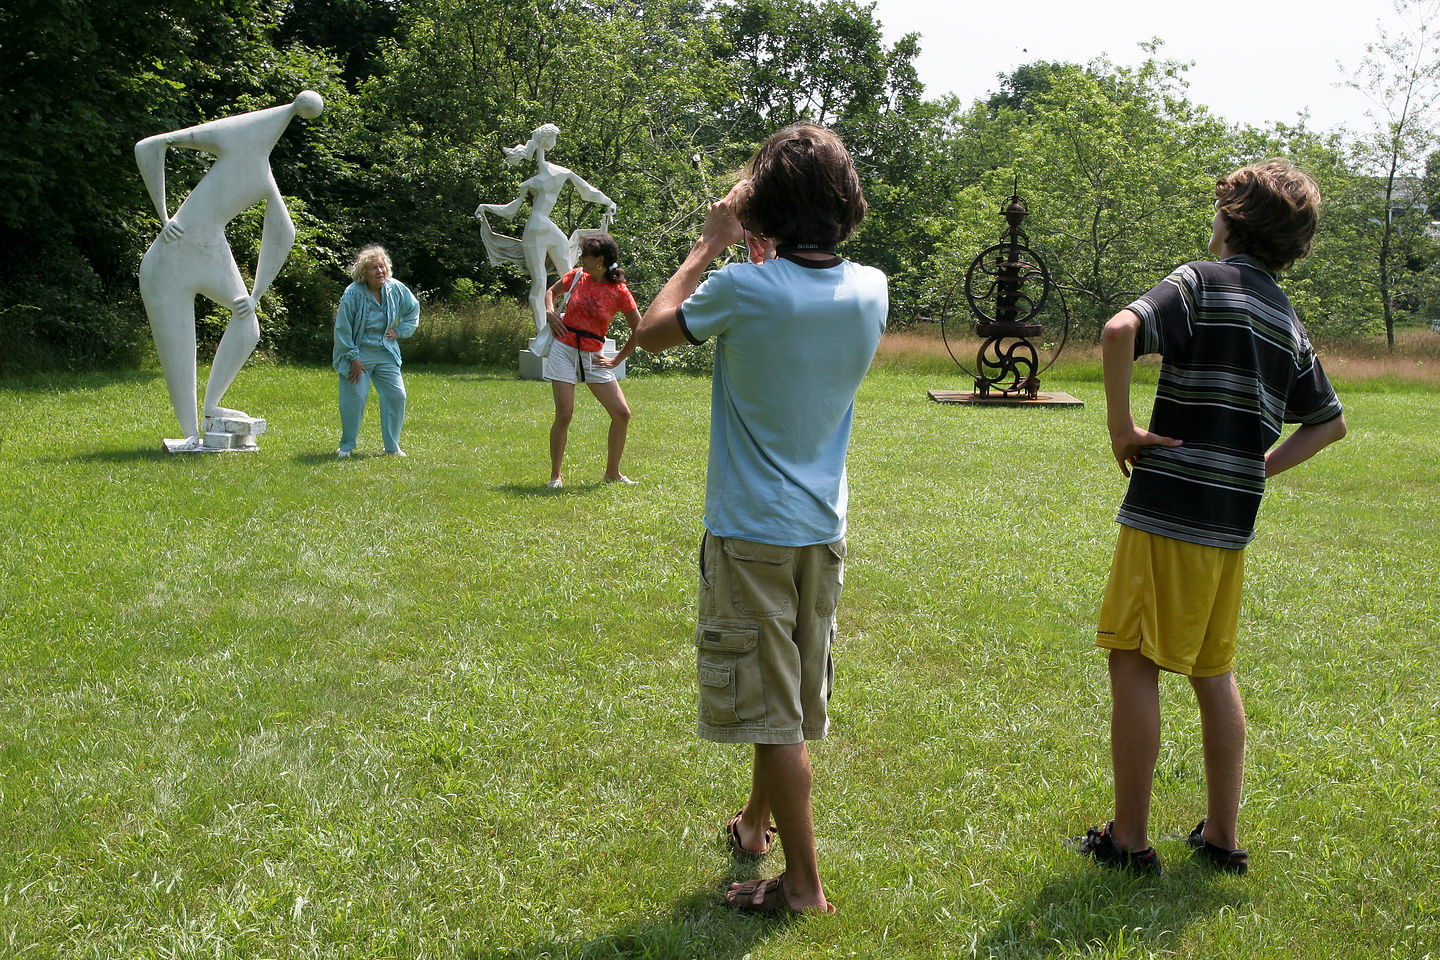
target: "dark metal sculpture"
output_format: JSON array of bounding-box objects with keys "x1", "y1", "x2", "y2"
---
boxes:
[{"x1": 940, "y1": 191, "x2": 1069, "y2": 399}]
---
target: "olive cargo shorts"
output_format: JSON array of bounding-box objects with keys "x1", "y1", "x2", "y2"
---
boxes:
[{"x1": 695, "y1": 532, "x2": 845, "y2": 744}]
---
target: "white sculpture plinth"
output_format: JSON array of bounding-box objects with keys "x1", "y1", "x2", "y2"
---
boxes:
[
  {"x1": 163, "y1": 414, "x2": 267, "y2": 453},
  {"x1": 518, "y1": 339, "x2": 625, "y2": 381}
]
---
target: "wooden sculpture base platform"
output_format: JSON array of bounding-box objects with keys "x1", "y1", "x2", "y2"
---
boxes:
[{"x1": 926, "y1": 390, "x2": 1084, "y2": 408}]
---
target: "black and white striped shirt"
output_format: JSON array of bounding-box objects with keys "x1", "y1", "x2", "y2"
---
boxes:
[{"x1": 1119, "y1": 255, "x2": 1343, "y2": 549}]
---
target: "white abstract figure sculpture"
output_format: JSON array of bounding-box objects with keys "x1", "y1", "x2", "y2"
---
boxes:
[
  {"x1": 136, "y1": 91, "x2": 324, "y2": 451},
  {"x1": 476, "y1": 123, "x2": 616, "y2": 357}
]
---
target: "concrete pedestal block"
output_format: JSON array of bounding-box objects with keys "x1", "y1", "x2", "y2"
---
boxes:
[{"x1": 164, "y1": 414, "x2": 267, "y2": 453}]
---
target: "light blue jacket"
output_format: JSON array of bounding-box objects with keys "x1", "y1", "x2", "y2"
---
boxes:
[{"x1": 332, "y1": 278, "x2": 420, "y2": 373}]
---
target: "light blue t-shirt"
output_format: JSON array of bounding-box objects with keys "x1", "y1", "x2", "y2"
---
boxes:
[{"x1": 678, "y1": 255, "x2": 887, "y2": 546}]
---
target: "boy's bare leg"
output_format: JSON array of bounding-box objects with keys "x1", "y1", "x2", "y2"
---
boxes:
[
  {"x1": 1189, "y1": 671, "x2": 1245, "y2": 850},
  {"x1": 1109, "y1": 649, "x2": 1161, "y2": 852},
  {"x1": 731, "y1": 754, "x2": 772, "y2": 854},
  {"x1": 728, "y1": 742, "x2": 829, "y2": 911}
]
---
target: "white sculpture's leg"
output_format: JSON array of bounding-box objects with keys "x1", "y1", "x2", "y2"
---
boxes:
[
  {"x1": 201, "y1": 257, "x2": 258, "y2": 419},
  {"x1": 139, "y1": 260, "x2": 201, "y2": 441},
  {"x1": 523, "y1": 241, "x2": 553, "y2": 336}
]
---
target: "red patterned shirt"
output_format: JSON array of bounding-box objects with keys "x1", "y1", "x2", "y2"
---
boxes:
[{"x1": 557, "y1": 269, "x2": 638, "y2": 351}]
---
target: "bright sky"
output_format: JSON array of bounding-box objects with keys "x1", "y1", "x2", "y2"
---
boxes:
[{"x1": 869, "y1": 0, "x2": 1395, "y2": 135}]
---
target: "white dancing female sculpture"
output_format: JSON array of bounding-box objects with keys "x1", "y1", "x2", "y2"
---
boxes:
[
  {"x1": 476, "y1": 123, "x2": 616, "y2": 358},
  {"x1": 136, "y1": 90, "x2": 324, "y2": 451}
]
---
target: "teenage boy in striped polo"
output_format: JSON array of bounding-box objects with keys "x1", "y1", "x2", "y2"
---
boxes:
[{"x1": 1077, "y1": 160, "x2": 1347, "y2": 876}]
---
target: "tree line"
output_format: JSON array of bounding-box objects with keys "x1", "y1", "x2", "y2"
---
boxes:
[{"x1": 4, "y1": 0, "x2": 1437, "y2": 372}]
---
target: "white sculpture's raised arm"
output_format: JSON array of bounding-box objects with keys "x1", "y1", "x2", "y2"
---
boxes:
[
  {"x1": 134, "y1": 135, "x2": 173, "y2": 226},
  {"x1": 568, "y1": 172, "x2": 616, "y2": 212},
  {"x1": 476, "y1": 194, "x2": 526, "y2": 220},
  {"x1": 250, "y1": 180, "x2": 297, "y2": 304}
]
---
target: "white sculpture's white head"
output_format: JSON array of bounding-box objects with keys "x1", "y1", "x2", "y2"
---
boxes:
[
  {"x1": 294, "y1": 90, "x2": 324, "y2": 119},
  {"x1": 503, "y1": 123, "x2": 560, "y2": 165}
]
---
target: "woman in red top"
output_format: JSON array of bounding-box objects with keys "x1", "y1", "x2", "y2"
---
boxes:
[{"x1": 541, "y1": 233, "x2": 642, "y2": 487}]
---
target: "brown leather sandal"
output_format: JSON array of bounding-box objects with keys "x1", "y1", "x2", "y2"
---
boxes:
[{"x1": 724, "y1": 811, "x2": 776, "y2": 860}]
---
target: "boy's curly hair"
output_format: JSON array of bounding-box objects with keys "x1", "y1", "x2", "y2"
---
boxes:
[
  {"x1": 1215, "y1": 160, "x2": 1320, "y2": 271},
  {"x1": 734, "y1": 123, "x2": 867, "y2": 246}
]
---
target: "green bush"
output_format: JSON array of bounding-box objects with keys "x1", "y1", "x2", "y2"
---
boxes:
[
  {"x1": 623, "y1": 336, "x2": 715, "y2": 375},
  {"x1": 3, "y1": 240, "x2": 149, "y2": 374}
]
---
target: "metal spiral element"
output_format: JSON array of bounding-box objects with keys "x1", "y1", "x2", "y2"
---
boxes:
[{"x1": 976, "y1": 336, "x2": 1039, "y2": 395}]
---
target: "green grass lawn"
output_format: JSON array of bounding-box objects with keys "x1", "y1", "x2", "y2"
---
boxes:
[{"x1": 0, "y1": 362, "x2": 1436, "y2": 959}]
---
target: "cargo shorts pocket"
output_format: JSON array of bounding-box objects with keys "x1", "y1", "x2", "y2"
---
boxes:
[
  {"x1": 722, "y1": 538, "x2": 793, "y2": 617},
  {"x1": 814, "y1": 537, "x2": 846, "y2": 616},
  {"x1": 696, "y1": 619, "x2": 763, "y2": 726}
]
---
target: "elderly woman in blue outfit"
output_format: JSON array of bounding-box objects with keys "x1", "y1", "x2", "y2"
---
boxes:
[{"x1": 332, "y1": 245, "x2": 420, "y2": 458}]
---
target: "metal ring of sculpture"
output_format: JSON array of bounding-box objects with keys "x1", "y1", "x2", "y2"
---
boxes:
[
  {"x1": 939, "y1": 269, "x2": 1070, "y2": 378},
  {"x1": 964, "y1": 239, "x2": 1050, "y2": 324}
]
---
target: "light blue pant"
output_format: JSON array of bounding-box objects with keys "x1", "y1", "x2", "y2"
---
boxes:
[{"x1": 338, "y1": 359, "x2": 406, "y2": 453}]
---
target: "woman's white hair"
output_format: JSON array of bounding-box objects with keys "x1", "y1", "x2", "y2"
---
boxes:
[
  {"x1": 348, "y1": 245, "x2": 392, "y2": 283},
  {"x1": 502, "y1": 123, "x2": 560, "y2": 165}
]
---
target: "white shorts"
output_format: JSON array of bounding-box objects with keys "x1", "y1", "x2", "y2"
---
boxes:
[{"x1": 543, "y1": 339, "x2": 617, "y2": 385}]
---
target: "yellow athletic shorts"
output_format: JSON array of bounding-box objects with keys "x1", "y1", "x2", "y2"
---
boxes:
[{"x1": 1096, "y1": 525, "x2": 1244, "y2": 677}]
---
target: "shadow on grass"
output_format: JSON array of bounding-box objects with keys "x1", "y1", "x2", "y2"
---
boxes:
[
  {"x1": 294, "y1": 450, "x2": 349, "y2": 465},
  {"x1": 974, "y1": 867, "x2": 1249, "y2": 956},
  {"x1": 47, "y1": 447, "x2": 172, "y2": 464},
  {"x1": 494, "y1": 482, "x2": 608, "y2": 498},
  {"x1": 0, "y1": 368, "x2": 163, "y2": 394},
  {"x1": 463, "y1": 886, "x2": 795, "y2": 960}
]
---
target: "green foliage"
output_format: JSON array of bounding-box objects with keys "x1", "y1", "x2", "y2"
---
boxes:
[
  {"x1": 1341, "y1": 0, "x2": 1440, "y2": 347},
  {"x1": 999, "y1": 52, "x2": 1230, "y2": 339},
  {"x1": 626, "y1": 338, "x2": 717, "y2": 375},
  {"x1": 5, "y1": 0, "x2": 1435, "y2": 367},
  {"x1": 0, "y1": 0, "x2": 350, "y2": 370},
  {"x1": 1231, "y1": 123, "x2": 1386, "y2": 338},
  {"x1": 275, "y1": 0, "x2": 408, "y2": 89}
]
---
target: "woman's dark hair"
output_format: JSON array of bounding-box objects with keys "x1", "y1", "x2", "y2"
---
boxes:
[
  {"x1": 579, "y1": 233, "x2": 624, "y2": 284},
  {"x1": 734, "y1": 123, "x2": 867, "y2": 246},
  {"x1": 1215, "y1": 160, "x2": 1321, "y2": 271}
]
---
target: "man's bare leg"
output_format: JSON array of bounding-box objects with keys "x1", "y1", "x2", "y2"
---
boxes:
[{"x1": 727, "y1": 742, "x2": 830, "y2": 912}]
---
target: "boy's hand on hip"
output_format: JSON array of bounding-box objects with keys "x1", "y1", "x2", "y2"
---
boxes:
[{"x1": 1110, "y1": 427, "x2": 1182, "y2": 477}]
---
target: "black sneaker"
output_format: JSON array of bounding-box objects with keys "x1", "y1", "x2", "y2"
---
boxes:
[
  {"x1": 1187, "y1": 818, "x2": 1249, "y2": 875},
  {"x1": 1076, "y1": 821, "x2": 1162, "y2": 875}
]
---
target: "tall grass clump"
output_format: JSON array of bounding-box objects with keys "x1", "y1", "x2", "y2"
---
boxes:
[{"x1": 403, "y1": 298, "x2": 533, "y2": 366}]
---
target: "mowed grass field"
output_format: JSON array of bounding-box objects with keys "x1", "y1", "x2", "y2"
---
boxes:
[{"x1": 0, "y1": 353, "x2": 1436, "y2": 959}]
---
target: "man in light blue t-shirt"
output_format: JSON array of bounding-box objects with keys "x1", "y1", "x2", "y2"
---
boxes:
[{"x1": 637, "y1": 123, "x2": 887, "y2": 915}]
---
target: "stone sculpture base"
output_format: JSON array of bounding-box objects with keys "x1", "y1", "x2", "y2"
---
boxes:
[
  {"x1": 163, "y1": 414, "x2": 267, "y2": 453},
  {"x1": 518, "y1": 339, "x2": 626, "y2": 381},
  {"x1": 926, "y1": 390, "x2": 1084, "y2": 408}
]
